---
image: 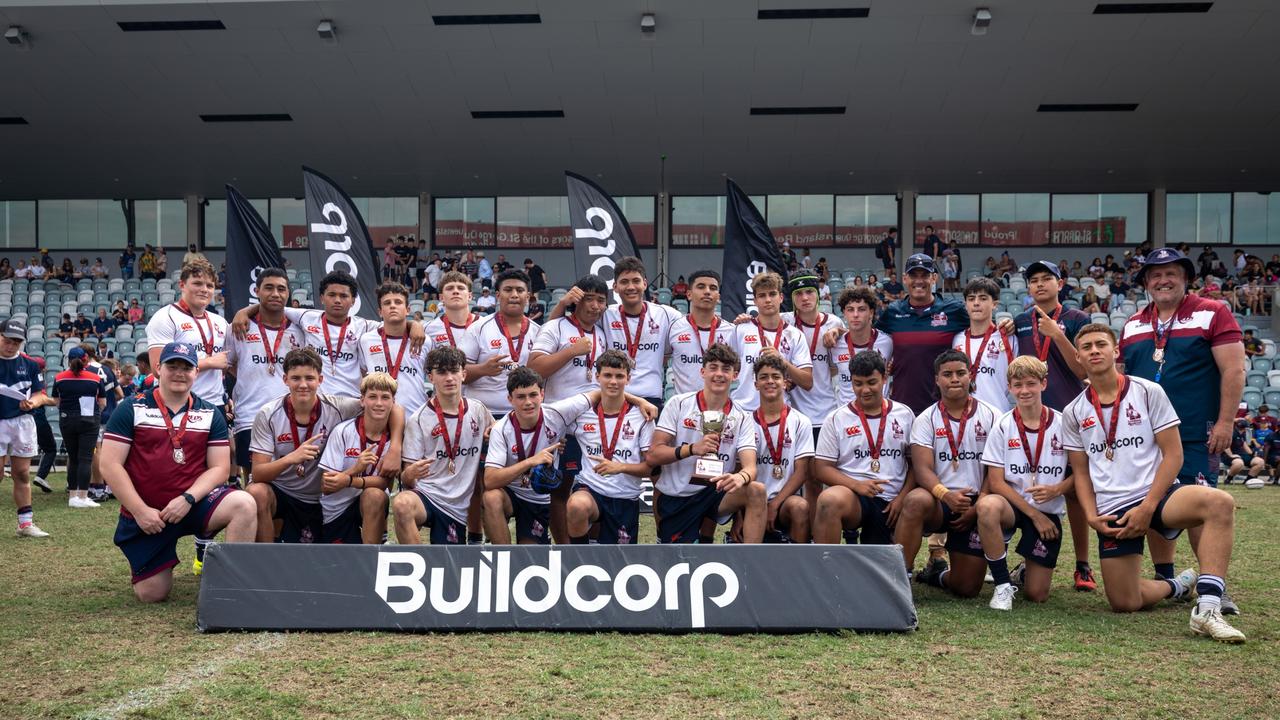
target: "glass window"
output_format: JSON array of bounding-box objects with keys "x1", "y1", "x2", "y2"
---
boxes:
[
  {"x1": 134, "y1": 199, "x2": 188, "y2": 248},
  {"x1": 980, "y1": 193, "x2": 1050, "y2": 245},
  {"x1": 836, "y1": 195, "x2": 898, "y2": 246},
  {"x1": 766, "y1": 194, "x2": 833, "y2": 246},
  {"x1": 0, "y1": 201, "x2": 36, "y2": 248},
  {"x1": 38, "y1": 199, "x2": 129, "y2": 249},
  {"x1": 270, "y1": 198, "x2": 308, "y2": 249},
  {"x1": 434, "y1": 197, "x2": 495, "y2": 248},
  {"x1": 203, "y1": 197, "x2": 271, "y2": 249},
  {"x1": 1099, "y1": 193, "x2": 1147, "y2": 245},
  {"x1": 1167, "y1": 193, "x2": 1231, "y2": 245},
  {"x1": 615, "y1": 196, "x2": 656, "y2": 247},
  {"x1": 916, "y1": 194, "x2": 979, "y2": 247},
  {"x1": 671, "y1": 195, "x2": 766, "y2": 247},
  {"x1": 496, "y1": 196, "x2": 572, "y2": 248},
  {"x1": 1232, "y1": 192, "x2": 1280, "y2": 245},
  {"x1": 352, "y1": 197, "x2": 420, "y2": 249}
]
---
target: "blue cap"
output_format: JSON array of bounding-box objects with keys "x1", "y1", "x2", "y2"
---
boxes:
[
  {"x1": 67, "y1": 346, "x2": 86, "y2": 360},
  {"x1": 903, "y1": 253, "x2": 937, "y2": 274},
  {"x1": 1137, "y1": 247, "x2": 1195, "y2": 285},
  {"x1": 1023, "y1": 260, "x2": 1062, "y2": 280},
  {"x1": 158, "y1": 341, "x2": 199, "y2": 367}
]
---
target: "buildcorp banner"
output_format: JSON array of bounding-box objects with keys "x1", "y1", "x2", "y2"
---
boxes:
[{"x1": 197, "y1": 544, "x2": 916, "y2": 633}]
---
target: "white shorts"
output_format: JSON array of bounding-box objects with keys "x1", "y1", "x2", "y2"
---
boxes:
[{"x1": 0, "y1": 415, "x2": 38, "y2": 458}]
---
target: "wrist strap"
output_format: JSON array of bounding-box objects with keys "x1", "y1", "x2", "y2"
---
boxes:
[{"x1": 931, "y1": 483, "x2": 950, "y2": 500}]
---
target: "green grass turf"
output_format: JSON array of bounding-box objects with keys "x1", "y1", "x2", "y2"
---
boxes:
[{"x1": 1, "y1": 477, "x2": 1276, "y2": 719}]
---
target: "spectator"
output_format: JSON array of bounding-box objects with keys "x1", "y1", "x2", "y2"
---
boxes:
[
  {"x1": 1197, "y1": 246, "x2": 1220, "y2": 278},
  {"x1": 424, "y1": 258, "x2": 443, "y2": 300},
  {"x1": 119, "y1": 363, "x2": 137, "y2": 393},
  {"x1": 57, "y1": 313, "x2": 75, "y2": 339},
  {"x1": 1244, "y1": 277, "x2": 1267, "y2": 316},
  {"x1": 780, "y1": 241, "x2": 797, "y2": 270},
  {"x1": 1252, "y1": 405, "x2": 1277, "y2": 445},
  {"x1": 819, "y1": 278, "x2": 832, "y2": 302},
  {"x1": 414, "y1": 240, "x2": 430, "y2": 292},
  {"x1": 13, "y1": 259, "x2": 30, "y2": 279},
  {"x1": 1222, "y1": 417, "x2": 1266, "y2": 484},
  {"x1": 40, "y1": 249, "x2": 53, "y2": 272},
  {"x1": 982, "y1": 256, "x2": 999, "y2": 279},
  {"x1": 524, "y1": 258, "x2": 548, "y2": 294},
  {"x1": 58, "y1": 258, "x2": 76, "y2": 282},
  {"x1": 459, "y1": 250, "x2": 479, "y2": 280},
  {"x1": 119, "y1": 245, "x2": 136, "y2": 279},
  {"x1": 475, "y1": 287, "x2": 496, "y2": 313},
  {"x1": 97, "y1": 341, "x2": 115, "y2": 360},
  {"x1": 1068, "y1": 260, "x2": 1086, "y2": 280},
  {"x1": 1243, "y1": 329, "x2": 1264, "y2": 358},
  {"x1": 138, "y1": 245, "x2": 158, "y2": 279},
  {"x1": 289, "y1": 298, "x2": 302, "y2": 308},
  {"x1": 1087, "y1": 257, "x2": 1104, "y2": 279},
  {"x1": 527, "y1": 301, "x2": 545, "y2": 324},
  {"x1": 0, "y1": 258, "x2": 12, "y2": 280},
  {"x1": 922, "y1": 224, "x2": 946, "y2": 258},
  {"x1": 134, "y1": 351, "x2": 151, "y2": 389},
  {"x1": 91, "y1": 257, "x2": 108, "y2": 279},
  {"x1": 800, "y1": 248, "x2": 813, "y2": 269},
  {"x1": 1109, "y1": 273, "x2": 1132, "y2": 302},
  {"x1": 77, "y1": 257, "x2": 91, "y2": 279},
  {"x1": 671, "y1": 275, "x2": 688, "y2": 300},
  {"x1": 1103, "y1": 254, "x2": 1122, "y2": 274},
  {"x1": 493, "y1": 253, "x2": 513, "y2": 275},
  {"x1": 28, "y1": 257, "x2": 47, "y2": 279},
  {"x1": 127, "y1": 299, "x2": 143, "y2": 324},
  {"x1": 875, "y1": 228, "x2": 897, "y2": 271},
  {"x1": 1233, "y1": 249, "x2": 1247, "y2": 275},
  {"x1": 476, "y1": 251, "x2": 493, "y2": 289},
  {"x1": 382, "y1": 238, "x2": 398, "y2": 277},
  {"x1": 155, "y1": 247, "x2": 168, "y2": 277},
  {"x1": 815, "y1": 256, "x2": 829, "y2": 283},
  {"x1": 880, "y1": 269, "x2": 904, "y2": 302},
  {"x1": 1080, "y1": 286, "x2": 1103, "y2": 314},
  {"x1": 73, "y1": 312, "x2": 93, "y2": 339},
  {"x1": 940, "y1": 249, "x2": 959, "y2": 293},
  {"x1": 92, "y1": 309, "x2": 115, "y2": 339},
  {"x1": 1267, "y1": 254, "x2": 1280, "y2": 281},
  {"x1": 995, "y1": 251, "x2": 1017, "y2": 281},
  {"x1": 182, "y1": 243, "x2": 204, "y2": 266}
]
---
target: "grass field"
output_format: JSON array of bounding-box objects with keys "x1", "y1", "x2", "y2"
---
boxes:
[{"x1": 2, "y1": 477, "x2": 1277, "y2": 720}]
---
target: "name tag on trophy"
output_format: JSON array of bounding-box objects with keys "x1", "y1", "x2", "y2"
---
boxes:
[{"x1": 691, "y1": 410, "x2": 726, "y2": 485}]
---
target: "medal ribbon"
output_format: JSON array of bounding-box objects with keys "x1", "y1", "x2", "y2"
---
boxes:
[
  {"x1": 176, "y1": 300, "x2": 215, "y2": 356},
  {"x1": 621, "y1": 304, "x2": 648, "y2": 359},
  {"x1": 1087, "y1": 374, "x2": 1128, "y2": 460},
  {"x1": 754, "y1": 406, "x2": 789, "y2": 471},
  {"x1": 753, "y1": 319, "x2": 785, "y2": 351},
  {"x1": 687, "y1": 313, "x2": 720, "y2": 357},
  {"x1": 852, "y1": 400, "x2": 889, "y2": 469},
  {"x1": 433, "y1": 397, "x2": 468, "y2": 463},
  {"x1": 498, "y1": 316, "x2": 530, "y2": 362},
  {"x1": 356, "y1": 414, "x2": 390, "y2": 470},
  {"x1": 256, "y1": 318, "x2": 289, "y2": 369},
  {"x1": 568, "y1": 316, "x2": 597, "y2": 369},
  {"x1": 798, "y1": 313, "x2": 827, "y2": 362},
  {"x1": 378, "y1": 328, "x2": 410, "y2": 381},
  {"x1": 938, "y1": 398, "x2": 976, "y2": 469},
  {"x1": 597, "y1": 401, "x2": 630, "y2": 460},
  {"x1": 442, "y1": 314, "x2": 475, "y2": 347},
  {"x1": 1032, "y1": 305, "x2": 1063, "y2": 362},
  {"x1": 509, "y1": 409, "x2": 545, "y2": 462},
  {"x1": 322, "y1": 317, "x2": 351, "y2": 371},
  {"x1": 285, "y1": 395, "x2": 323, "y2": 452},
  {"x1": 1013, "y1": 406, "x2": 1051, "y2": 485},
  {"x1": 152, "y1": 388, "x2": 192, "y2": 457}
]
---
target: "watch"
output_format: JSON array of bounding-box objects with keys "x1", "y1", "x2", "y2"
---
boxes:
[{"x1": 181, "y1": 492, "x2": 196, "y2": 506}]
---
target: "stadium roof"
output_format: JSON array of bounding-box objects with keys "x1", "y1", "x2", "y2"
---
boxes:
[{"x1": 1, "y1": 0, "x2": 1278, "y2": 200}]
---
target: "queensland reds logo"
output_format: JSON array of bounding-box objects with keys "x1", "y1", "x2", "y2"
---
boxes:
[
  {"x1": 648, "y1": 318, "x2": 659, "y2": 333},
  {"x1": 622, "y1": 421, "x2": 635, "y2": 439},
  {"x1": 891, "y1": 420, "x2": 904, "y2": 438},
  {"x1": 545, "y1": 427, "x2": 557, "y2": 441},
  {"x1": 1051, "y1": 435, "x2": 1064, "y2": 454},
  {"x1": 1125, "y1": 404, "x2": 1143, "y2": 425},
  {"x1": 976, "y1": 421, "x2": 987, "y2": 441},
  {"x1": 470, "y1": 418, "x2": 480, "y2": 435}
]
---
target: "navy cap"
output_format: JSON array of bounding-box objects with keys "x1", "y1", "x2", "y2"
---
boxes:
[
  {"x1": 1136, "y1": 247, "x2": 1195, "y2": 285},
  {"x1": 904, "y1": 253, "x2": 937, "y2": 274},
  {"x1": 1023, "y1": 260, "x2": 1062, "y2": 280},
  {"x1": 158, "y1": 341, "x2": 199, "y2": 367},
  {"x1": 0, "y1": 317, "x2": 25, "y2": 340},
  {"x1": 67, "y1": 346, "x2": 86, "y2": 360}
]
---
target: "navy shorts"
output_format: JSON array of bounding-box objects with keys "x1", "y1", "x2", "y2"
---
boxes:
[
  {"x1": 1097, "y1": 485, "x2": 1185, "y2": 559},
  {"x1": 405, "y1": 490, "x2": 466, "y2": 545},
  {"x1": 113, "y1": 485, "x2": 240, "y2": 584},
  {"x1": 931, "y1": 494, "x2": 980, "y2": 556},
  {"x1": 323, "y1": 501, "x2": 364, "y2": 544},
  {"x1": 1010, "y1": 507, "x2": 1063, "y2": 568},
  {"x1": 234, "y1": 429, "x2": 252, "y2": 469},
  {"x1": 577, "y1": 485, "x2": 639, "y2": 544},
  {"x1": 503, "y1": 487, "x2": 551, "y2": 544},
  {"x1": 1179, "y1": 438, "x2": 1218, "y2": 487},
  {"x1": 265, "y1": 485, "x2": 322, "y2": 544},
  {"x1": 656, "y1": 485, "x2": 728, "y2": 544},
  {"x1": 855, "y1": 495, "x2": 896, "y2": 545},
  {"x1": 559, "y1": 436, "x2": 583, "y2": 483}
]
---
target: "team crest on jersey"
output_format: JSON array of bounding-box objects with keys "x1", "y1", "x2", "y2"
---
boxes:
[
  {"x1": 1051, "y1": 435, "x2": 1064, "y2": 455},
  {"x1": 987, "y1": 342, "x2": 1001, "y2": 357},
  {"x1": 622, "y1": 421, "x2": 635, "y2": 439},
  {"x1": 545, "y1": 427, "x2": 558, "y2": 441},
  {"x1": 976, "y1": 421, "x2": 987, "y2": 441},
  {"x1": 683, "y1": 417, "x2": 698, "y2": 429},
  {"x1": 470, "y1": 418, "x2": 481, "y2": 435},
  {"x1": 845, "y1": 425, "x2": 862, "y2": 437},
  {"x1": 583, "y1": 422, "x2": 597, "y2": 432},
  {"x1": 1125, "y1": 404, "x2": 1143, "y2": 425},
  {"x1": 778, "y1": 338, "x2": 792, "y2": 354},
  {"x1": 648, "y1": 318, "x2": 659, "y2": 333},
  {"x1": 345, "y1": 448, "x2": 361, "y2": 457},
  {"x1": 1081, "y1": 416, "x2": 1097, "y2": 430},
  {"x1": 677, "y1": 333, "x2": 691, "y2": 343},
  {"x1": 783, "y1": 429, "x2": 792, "y2": 446},
  {"x1": 930, "y1": 312, "x2": 947, "y2": 327},
  {"x1": 892, "y1": 420, "x2": 904, "y2": 438},
  {"x1": 1008, "y1": 438, "x2": 1022, "y2": 449}
]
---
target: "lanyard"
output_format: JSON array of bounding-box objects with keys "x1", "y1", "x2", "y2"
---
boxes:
[
  {"x1": 1013, "y1": 406, "x2": 1051, "y2": 485},
  {"x1": 1088, "y1": 374, "x2": 1128, "y2": 461},
  {"x1": 175, "y1": 300, "x2": 215, "y2": 356},
  {"x1": 322, "y1": 317, "x2": 351, "y2": 371},
  {"x1": 1032, "y1": 306, "x2": 1063, "y2": 362},
  {"x1": 498, "y1": 316, "x2": 530, "y2": 361},
  {"x1": 621, "y1": 304, "x2": 648, "y2": 359},
  {"x1": 596, "y1": 401, "x2": 631, "y2": 460},
  {"x1": 938, "y1": 398, "x2": 976, "y2": 470},
  {"x1": 378, "y1": 329, "x2": 410, "y2": 380},
  {"x1": 852, "y1": 400, "x2": 889, "y2": 468},
  {"x1": 152, "y1": 389, "x2": 192, "y2": 454}
]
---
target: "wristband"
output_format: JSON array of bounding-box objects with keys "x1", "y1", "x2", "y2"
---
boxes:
[
  {"x1": 346, "y1": 474, "x2": 354, "y2": 488},
  {"x1": 181, "y1": 492, "x2": 196, "y2": 506},
  {"x1": 931, "y1": 483, "x2": 951, "y2": 500},
  {"x1": 676, "y1": 443, "x2": 686, "y2": 460}
]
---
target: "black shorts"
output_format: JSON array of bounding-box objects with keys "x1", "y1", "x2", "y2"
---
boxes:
[
  {"x1": 503, "y1": 488, "x2": 551, "y2": 544},
  {"x1": 270, "y1": 486, "x2": 323, "y2": 543},
  {"x1": 234, "y1": 427, "x2": 250, "y2": 468},
  {"x1": 113, "y1": 486, "x2": 240, "y2": 584},
  {"x1": 577, "y1": 485, "x2": 639, "y2": 544},
  {"x1": 1010, "y1": 507, "x2": 1063, "y2": 568},
  {"x1": 323, "y1": 501, "x2": 365, "y2": 544},
  {"x1": 856, "y1": 495, "x2": 896, "y2": 545},
  {"x1": 655, "y1": 485, "x2": 728, "y2": 544},
  {"x1": 559, "y1": 435, "x2": 583, "y2": 482},
  {"x1": 1097, "y1": 485, "x2": 1185, "y2": 559},
  {"x1": 405, "y1": 490, "x2": 466, "y2": 545},
  {"x1": 930, "y1": 493, "x2": 981, "y2": 556}
]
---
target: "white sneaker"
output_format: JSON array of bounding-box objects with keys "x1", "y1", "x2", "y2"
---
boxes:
[
  {"x1": 989, "y1": 583, "x2": 1017, "y2": 611},
  {"x1": 1190, "y1": 603, "x2": 1246, "y2": 644},
  {"x1": 68, "y1": 496, "x2": 87, "y2": 508},
  {"x1": 17, "y1": 523, "x2": 50, "y2": 538},
  {"x1": 81, "y1": 496, "x2": 101, "y2": 508},
  {"x1": 1173, "y1": 568, "x2": 1199, "y2": 601}
]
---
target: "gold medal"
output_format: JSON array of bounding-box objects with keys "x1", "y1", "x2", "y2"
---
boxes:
[
  {"x1": 870, "y1": 459, "x2": 881, "y2": 473},
  {"x1": 268, "y1": 364, "x2": 277, "y2": 376},
  {"x1": 1152, "y1": 348, "x2": 1164, "y2": 363},
  {"x1": 772, "y1": 464, "x2": 783, "y2": 480},
  {"x1": 951, "y1": 459, "x2": 959, "y2": 472},
  {"x1": 1105, "y1": 449, "x2": 1114, "y2": 461},
  {"x1": 447, "y1": 459, "x2": 456, "y2": 474},
  {"x1": 172, "y1": 447, "x2": 186, "y2": 465}
]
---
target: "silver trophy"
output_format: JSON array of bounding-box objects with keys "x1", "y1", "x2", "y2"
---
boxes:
[{"x1": 691, "y1": 410, "x2": 726, "y2": 485}]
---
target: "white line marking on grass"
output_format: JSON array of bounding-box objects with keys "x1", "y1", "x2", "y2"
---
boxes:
[{"x1": 78, "y1": 632, "x2": 286, "y2": 720}]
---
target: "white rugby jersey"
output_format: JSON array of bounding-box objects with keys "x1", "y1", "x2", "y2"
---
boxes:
[
  {"x1": 424, "y1": 314, "x2": 477, "y2": 348},
  {"x1": 815, "y1": 400, "x2": 915, "y2": 501},
  {"x1": 667, "y1": 314, "x2": 734, "y2": 395},
  {"x1": 530, "y1": 317, "x2": 599, "y2": 402},
  {"x1": 283, "y1": 308, "x2": 380, "y2": 398},
  {"x1": 783, "y1": 311, "x2": 844, "y2": 428},
  {"x1": 145, "y1": 302, "x2": 229, "y2": 405},
  {"x1": 730, "y1": 319, "x2": 813, "y2": 412},
  {"x1": 654, "y1": 391, "x2": 757, "y2": 498},
  {"x1": 910, "y1": 398, "x2": 999, "y2": 495},
  {"x1": 952, "y1": 327, "x2": 1018, "y2": 413},
  {"x1": 981, "y1": 407, "x2": 1069, "y2": 515},
  {"x1": 600, "y1": 301, "x2": 681, "y2": 399},
  {"x1": 249, "y1": 393, "x2": 362, "y2": 502},
  {"x1": 1062, "y1": 375, "x2": 1180, "y2": 516},
  {"x1": 751, "y1": 406, "x2": 815, "y2": 500},
  {"x1": 483, "y1": 395, "x2": 585, "y2": 504},
  {"x1": 225, "y1": 319, "x2": 305, "y2": 433},
  {"x1": 318, "y1": 415, "x2": 392, "y2": 524},
  {"x1": 402, "y1": 397, "x2": 493, "y2": 524},
  {"x1": 357, "y1": 328, "x2": 431, "y2": 414},
  {"x1": 458, "y1": 314, "x2": 539, "y2": 414},
  {"x1": 831, "y1": 330, "x2": 895, "y2": 406},
  {"x1": 569, "y1": 399, "x2": 655, "y2": 500}
]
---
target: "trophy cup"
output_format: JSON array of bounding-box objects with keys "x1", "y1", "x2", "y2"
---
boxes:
[{"x1": 691, "y1": 410, "x2": 726, "y2": 485}]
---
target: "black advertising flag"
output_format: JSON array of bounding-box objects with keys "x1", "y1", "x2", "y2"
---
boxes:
[
  {"x1": 565, "y1": 171, "x2": 641, "y2": 303},
  {"x1": 223, "y1": 185, "x2": 285, "y2": 317},
  {"x1": 721, "y1": 178, "x2": 787, "y2": 320},
  {"x1": 302, "y1": 166, "x2": 380, "y2": 319}
]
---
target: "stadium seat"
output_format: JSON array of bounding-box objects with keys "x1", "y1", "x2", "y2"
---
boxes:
[
  {"x1": 1243, "y1": 390, "x2": 1264, "y2": 410},
  {"x1": 1246, "y1": 373, "x2": 1267, "y2": 390},
  {"x1": 25, "y1": 326, "x2": 43, "y2": 341},
  {"x1": 115, "y1": 325, "x2": 133, "y2": 340},
  {"x1": 1267, "y1": 391, "x2": 1280, "y2": 408},
  {"x1": 1090, "y1": 313, "x2": 1109, "y2": 324},
  {"x1": 1252, "y1": 358, "x2": 1271, "y2": 373},
  {"x1": 1264, "y1": 340, "x2": 1277, "y2": 359}
]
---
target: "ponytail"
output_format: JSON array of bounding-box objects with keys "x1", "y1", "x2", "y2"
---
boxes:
[{"x1": 70, "y1": 357, "x2": 85, "y2": 374}]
